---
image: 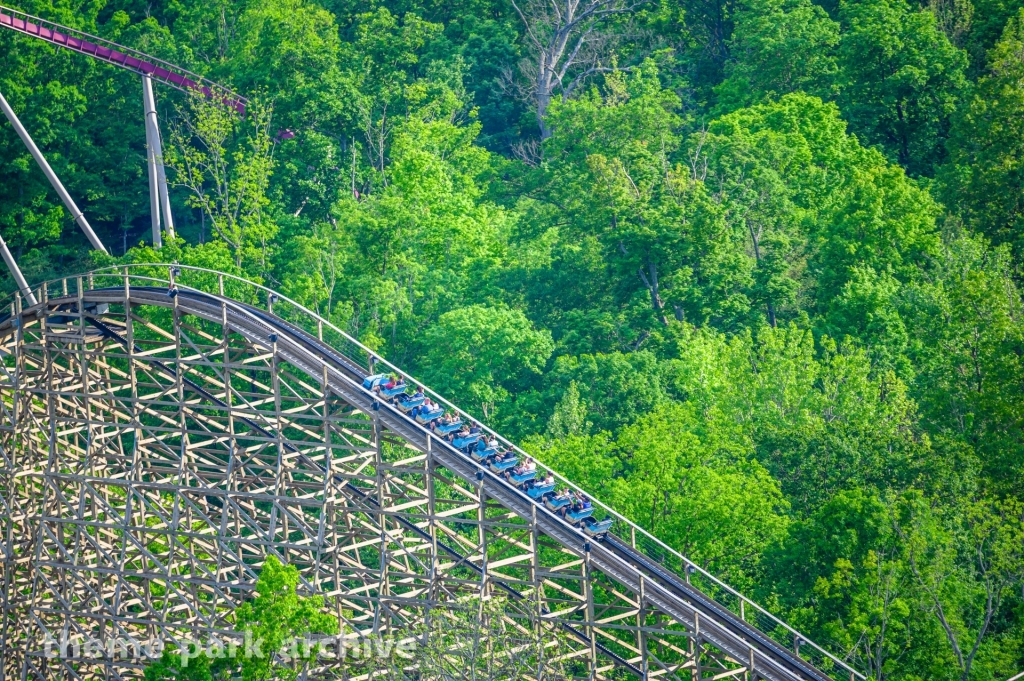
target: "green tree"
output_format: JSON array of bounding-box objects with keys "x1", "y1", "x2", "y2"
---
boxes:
[
  {"x1": 166, "y1": 93, "x2": 277, "y2": 270},
  {"x1": 544, "y1": 351, "x2": 666, "y2": 435},
  {"x1": 664, "y1": 323, "x2": 930, "y2": 513},
  {"x1": 901, "y1": 233, "x2": 1024, "y2": 497},
  {"x1": 545, "y1": 380, "x2": 590, "y2": 438},
  {"x1": 767, "y1": 490, "x2": 941, "y2": 680},
  {"x1": 609, "y1": 402, "x2": 789, "y2": 583},
  {"x1": 534, "y1": 63, "x2": 751, "y2": 336},
  {"x1": 701, "y1": 94, "x2": 941, "y2": 327},
  {"x1": 715, "y1": 0, "x2": 839, "y2": 113},
  {"x1": 835, "y1": 0, "x2": 968, "y2": 176},
  {"x1": 418, "y1": 304, "x2": 553, "y2": 420},
  {"x1": 535, "y1": 401, "x2": 788, "y2": 584},
  {"x1": 895, "y1": 493, "x2": 1024, "y2": 681},
  {"x1": 144, "y1": 556, "x2": 337, "y2": 681},
  {"x1": 940, "y1": 8, "x2": 1024, "y2": 255}
]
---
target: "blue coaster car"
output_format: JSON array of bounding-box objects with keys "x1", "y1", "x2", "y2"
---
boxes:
[
  {"x1": 470, "y1": 446, "x2": 498, "y2": 463},
  {"x1": 545, "y1": 495, "x2": 571, "y2": 512},
  {"x1": 363, "y1": 374, "x2": 390, "y2": 390},
  {"x1": 452, "y1": 433, "x2": 482, "y2": 449},
  {"x1": 582, "y1": 517, "x2": 613, "y2": 537},
  {"x1": 433, "y1": 421, "x2": 461, "y2": 436},
  {"x1": 527, "y1": 483, "x2": 555, "y2": 500},
  {"x1": 490, "y1": 458, "x2": 519, "y2": 474},
  {"x1": 566, "y1": 507, "x2": 595, "y2": 525},
  {"x1": 380, "y1": 384, "x2": 408, "y2": 400},
  {"x1": 509, "y1": 470, "x2": 537, "y2": 487},
  {"x1": 396, "y1": 396, "x2": 425, "y2": 413},
  {"x1": 416, "y1": 407, "x2": 444, "y2": 424}
]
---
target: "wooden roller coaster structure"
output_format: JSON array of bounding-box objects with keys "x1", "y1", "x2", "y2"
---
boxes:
[{"x1": 0, "y1": 265, "x2": 865, "y2": 681}]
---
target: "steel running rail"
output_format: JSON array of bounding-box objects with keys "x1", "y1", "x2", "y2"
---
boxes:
[
  {"x1": 3, "y1": 264, "x2": 866, "y2": 681},
  {"x1": 0, "y1": 4, "x2": 246, "y2": 114}
]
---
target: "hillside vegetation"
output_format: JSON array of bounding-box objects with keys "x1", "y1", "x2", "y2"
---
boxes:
[{"x1": 2, "y1": 0, "x2": 1023, "y2": 676}]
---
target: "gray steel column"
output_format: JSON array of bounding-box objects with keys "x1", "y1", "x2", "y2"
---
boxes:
[
  {"x1": 142, "y1": 75, "x2": 174, "y2": 239},
  {"x1": 143, "y1": 78, "x2": 162, "y2": 248},
  {"x1": 0, "y1": 87, "x2": 108, "y2": 255},
  {"x1": 0, "y1": 231, "x2": 37, "y2": 306}
]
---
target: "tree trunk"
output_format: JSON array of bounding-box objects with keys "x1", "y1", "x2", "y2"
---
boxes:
[
  {"x1": 536, "y1": 88, "x2": 552, "y2": 139},
  {"x1": 638, "y1": 259, "x2": 669, "y2": 326},
  {"x1": 747, "y1": 221, "x2": 777, "y2": 327}
]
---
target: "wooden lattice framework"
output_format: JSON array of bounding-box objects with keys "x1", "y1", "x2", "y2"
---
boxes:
[{"x1": 0, "y1": 268, "x2": 856, "y2": 681}]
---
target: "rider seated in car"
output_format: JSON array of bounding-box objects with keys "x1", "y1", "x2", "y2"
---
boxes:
[
  {"x1": 495, "y1": 449, "x2": 515, "y2": 464},
  {"x1": 449, "y1": 423, "x2": 470, "y2": 442},
  {"x1": 568, "y1": 492, "x2": 589, "y2": 515},
  {"x1": 556, "y1": 490, "x2": 577, "y2": 517},
  {"x1": 418, "y1": 398, "x2": 437, "y2": 421},
  {"x1": 412, "y1": 397, "x2": 433, "y2": 418},
  {"x1": 374, "y1": 375, "x2": 395, "y2": 393},
  {"x1": 524, "y1": 468, "x2": 549, "y2": 490},
  {"x1": 427, "y1": 408, "x2": 444, "y2": 428},
  {"x1": 376, "y1": 374, "x2": 405, "y2": 394},
  {"x1": 507, "y1": 456, "x2": 536, "y2": 480},
  {"x1": 394, "y1": 381, "x2": 418, "y2": 402},
  {"x1": 468, "y1": 422, "x2": 482, "y2": 436}
]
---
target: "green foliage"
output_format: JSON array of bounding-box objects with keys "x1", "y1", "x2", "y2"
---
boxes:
[
  {"x1": 544, "y1": 351, "x2": 666, "y2": 435},
  {"x1": 166, "y1": 93, "x2": 277, "y2": 270},
  {"x1": 716, "y1": 0, "x2": 839, "y2": 113},
  {"x1": 419, "y1": 304, "x2": 553, "y2": 420},
  {"x1": 143, "y1": 556, "x2": 337, "y2": 681},
  {"x1": 835, "y1": 0, "x2": 969, "y2": 176},
  {"x1": 941, "y1": 8, "x2": 1024, "y2": 255},
  {"x1": 534, "y1": 400, "x2": 788, "y2": 586},
  {"x1": 901, "y1": 232, "x2": 1024, "y2": 497},
  {"x1": 702, "y1": 93, "x2": 941, "y2": 326},
  {"x1": 545, "y1": 380, "x2": 590, "y2": 439}
]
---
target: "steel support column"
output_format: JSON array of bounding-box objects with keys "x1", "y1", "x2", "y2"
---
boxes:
[
  {"x1": 142, "y1": 75, "x2": 174, "y2": 241},
  {"x1": 0, "y1": 230, "x2": 36, "y2": 305},
  {"x1": 143, "y1": 77, "x2": 162, "y2": 248},
  {"x1": 0, "y1": 87, "x2": 107, "y2": 254}
]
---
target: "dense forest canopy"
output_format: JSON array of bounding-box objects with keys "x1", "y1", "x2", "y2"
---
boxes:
[{"x1": 2, "y1": 0, "x2": 1024, "y2": 676}]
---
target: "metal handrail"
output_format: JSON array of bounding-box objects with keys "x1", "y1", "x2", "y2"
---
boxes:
[{"x1": 2, "y1": 263, "x2": 865, "y2": 680}]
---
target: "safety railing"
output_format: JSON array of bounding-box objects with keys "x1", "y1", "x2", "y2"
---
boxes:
[{"x1": 0, "y1": 264, "x2": 864, "y2": 680}]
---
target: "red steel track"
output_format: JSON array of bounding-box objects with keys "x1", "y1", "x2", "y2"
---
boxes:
[{"x1": 0, "y1": 4, "x2": 246, "y2": 113}]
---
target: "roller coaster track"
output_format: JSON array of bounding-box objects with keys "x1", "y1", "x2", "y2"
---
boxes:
[
  {"x1": 0, "y1": 266, "x2": 863, "y2": 681},
  {"x1": 0, "y1": 4, "x2": 246, "y2": 113}
]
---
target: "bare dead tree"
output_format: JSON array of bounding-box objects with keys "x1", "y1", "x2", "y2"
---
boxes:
[
  {"x1": 511, "y1": 138, "x2": 543, "y2": 167},
  {"x1": 510, "y1": 0, "x2": 649, "y2": 139}
]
